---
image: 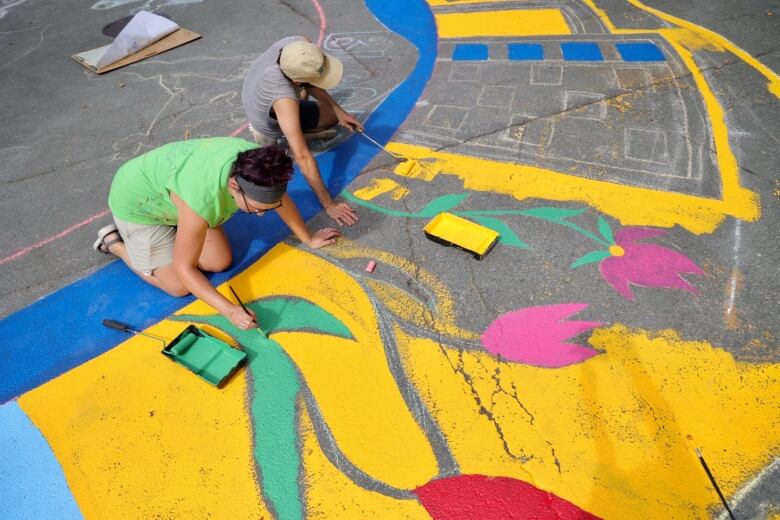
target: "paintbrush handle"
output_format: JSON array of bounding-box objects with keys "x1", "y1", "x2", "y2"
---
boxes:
[
  {"x1": 228, "y1": 286, "x2": 249, "y2": 313},
  {"x1": 228, "y1": 286, "x2": 267, "y2": 337},
  {"x1": 696, "y1": 451, "x2": 737, "y2": 520},
  {"x1": 358, "y1": 131, "x2": 407, "y2": 160}
]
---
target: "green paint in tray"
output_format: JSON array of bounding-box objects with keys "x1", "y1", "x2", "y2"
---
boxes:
[{"x1": 162, "y1": 325, "x2": 246, "y2": 386}]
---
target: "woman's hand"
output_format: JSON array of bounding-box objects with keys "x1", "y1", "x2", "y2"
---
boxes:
[
  {"x1": 307, "y1": 227, "x2": 341, "y2": 249},
  {"x1": 228, "y1": 304, "x2": 257, "y2": 330},
  {"x1": 325, "y1": 201, "x2": 358, "y2": 226},
  {"x1": 335, "y1": 107, "x2": 364, "y2": 132}
]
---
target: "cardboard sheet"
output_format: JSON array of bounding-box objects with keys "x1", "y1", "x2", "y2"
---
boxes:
[{"x1": 72, "y1": 28, "x2": 201, "y2": 74}]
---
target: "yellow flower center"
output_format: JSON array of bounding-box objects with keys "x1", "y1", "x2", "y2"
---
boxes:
[{"x1": 609, "y1": 245, "x2": 625, "y2": 257}]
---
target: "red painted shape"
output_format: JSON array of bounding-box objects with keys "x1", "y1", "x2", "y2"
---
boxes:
[{"x1": 414, "y1": 474, "x2": 601, "y2": 520}]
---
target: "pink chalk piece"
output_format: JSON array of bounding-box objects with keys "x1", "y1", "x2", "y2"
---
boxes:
[
  {"x1": 600, "y1": 227, "x2": 704, "y2": 301},
  {"x1": 481, "y1": 303, "x2": 602, "y2": 368},
  {"x1": 365, "y1": 260, "x2": 377, "y2": 273}
]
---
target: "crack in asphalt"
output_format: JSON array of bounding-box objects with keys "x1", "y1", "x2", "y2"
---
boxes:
[{"x1": 443, "y1": 346, "x2": 536, "y2": 464}]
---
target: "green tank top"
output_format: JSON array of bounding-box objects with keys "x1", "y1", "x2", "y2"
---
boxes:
[{"x1": 108, "y1": 137, "x2": 258, "y2": 228}]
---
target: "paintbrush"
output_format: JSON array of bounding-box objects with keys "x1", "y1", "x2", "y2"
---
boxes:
[
  {"x1": 228, "y1": 285, "x2": 267, "y2": 337},
  {"x1": 356, "y1": 129, "x2": 425, "y2": 176},
  {"x1": 687, "y1": 435, "x2": 737, "y2": 520}
]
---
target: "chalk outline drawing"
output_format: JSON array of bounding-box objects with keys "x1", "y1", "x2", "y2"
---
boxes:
[
  {"x1": 403, "y1": 34, "x2": 709, "y2": 190},
  {"x1": 91, "y1": 0, "x2": 203, "y2": 14}
]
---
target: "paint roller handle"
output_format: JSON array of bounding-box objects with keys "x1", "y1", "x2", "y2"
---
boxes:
[{"x1": 102, "y1": 319, "x2": 137, "y2": 334}]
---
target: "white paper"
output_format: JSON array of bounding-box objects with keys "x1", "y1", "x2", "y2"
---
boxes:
[{"x1": 95, "y1": 11, "x2": 179, "y2": 69}]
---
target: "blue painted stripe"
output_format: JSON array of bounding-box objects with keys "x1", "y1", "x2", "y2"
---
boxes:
[
  {"x1": 0, "y1": 401, "x2": 83, "y2": 519},
  {"x1": 0, "y1": 0, "x2": 437, "y2": 404},
  {"x1": 452, "y1": 43, "x2": 489, "y2": 61},
  {"x1": 508, "y1": 43, "x2": 544, "y2": 61},
  {"x1": 616, "y1": 42, "x2": 665, "y2": 62},
  {"x1": 561, "y1": 42, "x2": 603, "y2": 61}
]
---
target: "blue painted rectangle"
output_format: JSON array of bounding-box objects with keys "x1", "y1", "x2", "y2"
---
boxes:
[
  {"x1": 561, "y1": 42, "x2": 603, "y2": 61},
  {"x1": 452, "y1": 43, "x2": 489, "y2": 61},
  {"x1": 508, "y1": 43, "x2": 544, "y2": 61},
  {"x1": 616, "y1": 42, "x2": 665, "y2": 62}
]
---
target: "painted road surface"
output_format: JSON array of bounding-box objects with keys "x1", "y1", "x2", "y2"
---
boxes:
[{"x1": 1, "y1": 0, "x2": 779, "y2": 519}]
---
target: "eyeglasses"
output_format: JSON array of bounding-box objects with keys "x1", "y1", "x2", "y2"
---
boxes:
[{"x1": 239, "y1": 189, "x2": 283, "y2": 215}]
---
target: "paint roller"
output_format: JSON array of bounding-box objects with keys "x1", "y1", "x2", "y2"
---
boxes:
[
  {"x1": 102, "y1": 319, "x2": 168, "y2": 347},
  {"x1": 356, "y1": 129, "x2": 425, "y2": 176}
]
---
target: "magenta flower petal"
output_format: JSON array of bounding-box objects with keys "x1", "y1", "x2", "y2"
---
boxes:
[
  {"x1": 600, "y1": 227, "x2": 704, "y2": 300},
  {"x1": 614, "y1": 227, "x2": 667, "y2": 244},
  {"x1": 481, "y1": 303, "x2": 602, "y2": 368}
]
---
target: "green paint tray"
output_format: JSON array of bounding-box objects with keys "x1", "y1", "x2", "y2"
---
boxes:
[{"x1": 162, "y1": 325, "x2": 246, "y2": 386}]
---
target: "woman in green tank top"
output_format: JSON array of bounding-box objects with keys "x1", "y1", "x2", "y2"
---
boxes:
[{"x1": 95, "y1": 137, "x2": 339, "y2": 330}]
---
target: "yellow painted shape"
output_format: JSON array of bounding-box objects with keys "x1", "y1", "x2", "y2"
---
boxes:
[
  {"x1": 386, "y1": 141, "x2": 759, "y2": 234},
  {"x1": 226, "y1": 243, "x2": 439, "y2": 490},
  {"x1": 353, "y1": 178, "x2": 409, "y2": 201},
  {"x1": 299, "y1": 401, "x2": 429, "y2": 519},
  {"x1": 626, "y1": 0, "x2": 780, "y2": 97},
  {"x1": 18, "y1": 319, "x2": 267, "y2": 520},
  {"x1": 366, "y1": 278, "x2": 478, "y2": 341},
  {"x1": 396, "y1": 324, "x2": 780, "y2": 518},
  {"x1": 435, "y1": 9, "x2": 571, "y2": 38},
  {"x1": 582, "y1": 0, "x2": 779, "y2": 97},
  {"x1": 659, "y1": 31, "x2": 746, "y2": 206},
  {"x1": 328, "y1": 238, "x2": 471, "y2": 340}
]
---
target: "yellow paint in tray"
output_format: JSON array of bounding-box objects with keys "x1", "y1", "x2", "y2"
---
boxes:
[{"x1": 423, "y1": 212, "x2": 499, "y2": 259}]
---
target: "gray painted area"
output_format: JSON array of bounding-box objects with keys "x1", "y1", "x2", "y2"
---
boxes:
[
  {"x1": 0, "y1": 0, "x2": 778, "y2": 516},
  {"x1": 0, "y1": 0, "x2": 415, "y2": 317}
]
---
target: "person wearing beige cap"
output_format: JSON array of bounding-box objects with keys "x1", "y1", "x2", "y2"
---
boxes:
[{"x1": 242, "y1": 36, "x2": 363, "y2": 226}]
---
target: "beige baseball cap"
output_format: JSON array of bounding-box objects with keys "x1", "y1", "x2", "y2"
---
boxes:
[{"x1": 279, "y1": 40, "x2": 343, "y2": 89}]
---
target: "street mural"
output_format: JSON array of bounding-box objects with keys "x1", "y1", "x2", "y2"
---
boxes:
[{"x1": 3, "y1": 0, "x2": 780, "y2": 519}]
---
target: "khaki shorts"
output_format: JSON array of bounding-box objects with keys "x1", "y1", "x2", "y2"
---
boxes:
[
  {"x1": 114, "y1": 217, "x2": 177, "y2": 276},
  {"x1": 249, "y1": 125, "x2": 277, "y2": 147}
]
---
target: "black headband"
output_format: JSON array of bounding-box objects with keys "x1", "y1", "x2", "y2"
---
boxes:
[{"x1": 236, "y1": 175, "x2": 287, "y2": 204}]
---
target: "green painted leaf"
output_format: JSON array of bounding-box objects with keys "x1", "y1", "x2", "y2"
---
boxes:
[
  {"x1": 472, "y1": 217, "x2": 530, "y2": 249},
  {"x1": 597, "y1": 216, "x2": 615, "y2": 244},
  {"x1": 416, "y1": 194, "x2": 469, "y2": 218},
  {"x1": 520, "y1": 207, "x2": 586, "y2": 221},
  {"x1": 174, "y1": 296, "x2": 354, "y2": 340},
  {"x1": 172, "y1": 314, "x2": 304, "y2": 519},
  {"x1": 248, "y1": 297, "x2": 354, "y2": 339},
  {"x1": 570, "y1": 250, "x2": 611, "y2": 268}
]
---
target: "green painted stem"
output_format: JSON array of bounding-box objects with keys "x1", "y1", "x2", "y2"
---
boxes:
[
  {"x1": 342, "y1": 191, "x2": 420, "y2": 218},
  {"x1": 344, "y1": 191, "x2": 610, "y2": 247},
  {"x1": 551, "y1": 220, "x2": 612, "y2": 248}
]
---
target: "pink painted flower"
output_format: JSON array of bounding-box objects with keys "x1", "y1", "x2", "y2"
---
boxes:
[
  {"x1": 481, "y1": 303, "x2": 602, "y2": 368},
  {"x1": 599, "y1": 228, "x2": 703, "y2": 301}
]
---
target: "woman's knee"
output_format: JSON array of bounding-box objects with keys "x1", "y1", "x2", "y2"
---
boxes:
[
  {"x1": 162, "y1": 285, "x2": 191, "y2": 298},
  {"x1": 199, "y1": 253, "x2": 232, "y2": 273}
]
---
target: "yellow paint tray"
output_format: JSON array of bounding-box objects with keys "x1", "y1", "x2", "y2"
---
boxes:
[{"x1": 423, "y1": 212, "x2": 499, "y2": 259}]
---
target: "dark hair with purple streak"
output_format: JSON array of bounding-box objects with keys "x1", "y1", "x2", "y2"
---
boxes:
[{"x1": 230, "y1": 144, "x2": 293, "y2": 187}]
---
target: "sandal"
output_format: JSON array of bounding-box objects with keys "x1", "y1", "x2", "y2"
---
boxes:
[{"x1": 93, "y1": 223, "x2": 123, "y2": 255}]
